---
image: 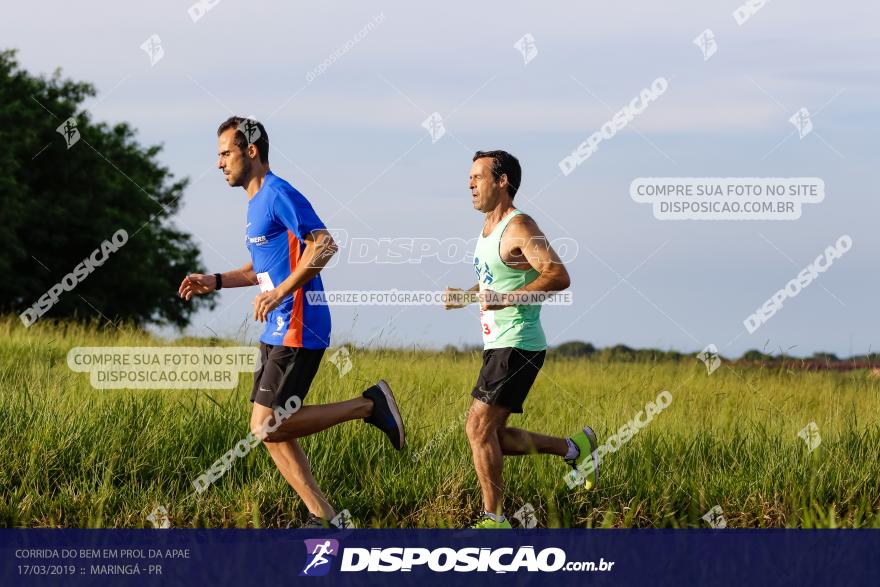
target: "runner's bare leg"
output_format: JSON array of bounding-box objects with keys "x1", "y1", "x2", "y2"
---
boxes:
[
  {"x1": 255, "y1": 398, "x2": 373, "y2": 443},
  {"x1": 263, "y1": 438, "x2": 335, "y2": 519},
  {"x1": 251, "y1": 399, "x2": 371, "y2": 519},
  {"x1": 498, "y1": 427, "x2": 567, "y2": 456},
  {"x1": 465, "y1": 400, "x2": 509, "y2": 516}
]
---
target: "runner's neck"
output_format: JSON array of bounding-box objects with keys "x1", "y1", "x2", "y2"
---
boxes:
[
  {"x1": 245, "y1": 166, "x2": 271, "y2": 200},
  {"x1": 482, "y1": 204, "x2": 518, "y2": 237}
]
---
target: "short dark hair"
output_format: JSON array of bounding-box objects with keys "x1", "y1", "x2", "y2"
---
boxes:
[
  {"x1": 473, "y1": 150, "x2": 521, "y2": 198},
  {"x1": 217, "y1": 116, "x2": 270, "y2": 163}
]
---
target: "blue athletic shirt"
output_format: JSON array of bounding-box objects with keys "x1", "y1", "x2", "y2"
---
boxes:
[{"x1": 245, "y1": 171, "x2": 331, "y2": 348}]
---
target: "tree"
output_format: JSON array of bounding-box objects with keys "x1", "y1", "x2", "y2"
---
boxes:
[
  {"x1": 741, "y1": 349, "x2": 772, "y2": 362},
  {"x1": 601, "y1": 344, "x2": 637, "y2": 362},
  {"x1": 0, "y1": 49, "x2": 213, "y2": 327},
  {"x1": 553, "y1": 341, "x2": 597, "y2": 358}
]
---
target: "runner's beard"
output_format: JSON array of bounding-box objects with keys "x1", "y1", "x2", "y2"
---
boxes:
[{"x1": 230, "y1": 157, "x2": 252, "y2": 187}]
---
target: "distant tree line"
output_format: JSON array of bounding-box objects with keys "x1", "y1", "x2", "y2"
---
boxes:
[{"x1": 438, "y1": 341, "x2": 877, "y2": 368}]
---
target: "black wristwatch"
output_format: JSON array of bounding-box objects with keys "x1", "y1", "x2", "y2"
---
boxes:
[{"x1": 214, "y1": 273, "x2": 223, "y2": 291}]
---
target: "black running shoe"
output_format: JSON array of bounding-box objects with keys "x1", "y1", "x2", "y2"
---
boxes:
[{"x1": 363, "y1": 380, "x2": 405, "y2": 450}]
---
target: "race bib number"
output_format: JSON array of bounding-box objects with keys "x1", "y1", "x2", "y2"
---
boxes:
[
  {"x1": 480, "y1": 309, "x2": 498, "y2": 344},
  {"x1": 256, "y1": 272, "x2": 275, "y2": 293}
]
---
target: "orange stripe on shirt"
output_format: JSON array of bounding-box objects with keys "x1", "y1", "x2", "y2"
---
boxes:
[{"x1": 283, "y1": 230, "x2": 304, "y2": 347}]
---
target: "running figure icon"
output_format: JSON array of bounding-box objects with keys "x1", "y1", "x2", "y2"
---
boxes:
[{"x1": 302, "y1": 540, "x2": 335, "y2": 575}]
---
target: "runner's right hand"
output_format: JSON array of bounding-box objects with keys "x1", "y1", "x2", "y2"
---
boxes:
[
  {"x1": 179, "y1": 273, "x2": 216, "y2": 301},
  {"x1": 444, "y1": 287, "x2": 473, "y2": 310}
]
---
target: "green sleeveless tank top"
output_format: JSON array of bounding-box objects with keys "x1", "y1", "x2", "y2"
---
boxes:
[{"x1": 473, "y1": 209, "x2": 547, "y2": 351}]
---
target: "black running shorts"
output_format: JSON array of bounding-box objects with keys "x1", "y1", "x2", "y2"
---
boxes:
[
  {"x1": 251, "y1": 343, "x2": 325, "y2": 409},
  {"x1": 470, "y1": 347, "x2": 546, "y2": 414}
]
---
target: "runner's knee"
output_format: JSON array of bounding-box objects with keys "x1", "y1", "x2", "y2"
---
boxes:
[
  {"x1": 250, "y1": 405, "x2": 276, "y2": 441},
  {"x1": 466, "y1": 411, "x2": 498, "y2": 442}
]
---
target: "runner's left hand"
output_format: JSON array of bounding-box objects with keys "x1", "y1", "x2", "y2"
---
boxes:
[{"x1": 479, "y1": 289, "x2": 508, "y2": 311}]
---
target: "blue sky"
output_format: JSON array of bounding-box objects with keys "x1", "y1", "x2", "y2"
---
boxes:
[{"x1": 5, "y1": 1, "x2": 879, "y2": 357}]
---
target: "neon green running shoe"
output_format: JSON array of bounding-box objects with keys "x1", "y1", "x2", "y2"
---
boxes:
[
  {"x1": 470, "y1": 514, "x2": 513, "y2": 529},
  {"x1": 566, "y1": 426, "x2": 599, "y2": 490}
]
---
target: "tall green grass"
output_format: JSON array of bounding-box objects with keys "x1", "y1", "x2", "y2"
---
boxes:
[{"x1": 1, "y1": 317, "x2": 878, "y2": 528}]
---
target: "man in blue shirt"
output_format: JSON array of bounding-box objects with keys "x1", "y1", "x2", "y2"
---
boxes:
[{"x1": 179, "y1": 116, "x2": 405, "y2": 528}]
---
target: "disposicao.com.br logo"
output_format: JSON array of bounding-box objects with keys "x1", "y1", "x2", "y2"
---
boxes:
[
  {"x1": 300, "y1": 538, "x2": 340, "y2": 576},
  {"x1": 300, "y1": 539, "x2": 614, "y2": 575}
]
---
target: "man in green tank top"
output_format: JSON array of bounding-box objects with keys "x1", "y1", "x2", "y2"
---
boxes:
[{"x1": 445, "y1": 150, "x2": 600, "y2": 529}]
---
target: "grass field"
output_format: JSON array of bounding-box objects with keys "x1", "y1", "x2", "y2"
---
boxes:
[{"x1": 1, "y1": 317, "x2": 879, "y2": 529}]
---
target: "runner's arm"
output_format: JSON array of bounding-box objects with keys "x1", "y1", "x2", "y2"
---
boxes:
[
  {"x1": 273, "y1": 229, "x2": 337, "y2": 296},
  {"x1": 253, "y1": 229, "x2": 337, "y2": 321},
  {"x1": 221, "y1": 262, "x2": 258, "y2": 288},
  {"x1": 482, "y1": 216, "x2": 570, "y2": 309},
  {"x1": 178, "y1": 262, "x2": 257, "y2": 300},
  {"x1": 511, "y1": 216, "x2": 570, "y2": 294}
]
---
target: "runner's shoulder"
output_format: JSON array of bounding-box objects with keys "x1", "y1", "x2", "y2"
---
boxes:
[
  {"x1": 507, "y1": 212, "x2": 542, "y2": 234},
  {"x1": 265, "y1": 175, "x2": 312, "y2": 208}
]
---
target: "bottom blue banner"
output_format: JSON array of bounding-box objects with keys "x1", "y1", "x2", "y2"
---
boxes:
[{"x1": 2, "y1": 529, "x2": 878, "y2": 585}]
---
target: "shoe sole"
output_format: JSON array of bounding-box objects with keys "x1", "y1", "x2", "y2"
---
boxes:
[
  {"x1": 471, "y1": 525, "x2": 513, "y2": 530},
  {"x1": 583, "y1": 425, "x2": 599, "y2": 488},
  {"x1": 377, "y1": 379, "x2": 405, "y2": 449}
]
